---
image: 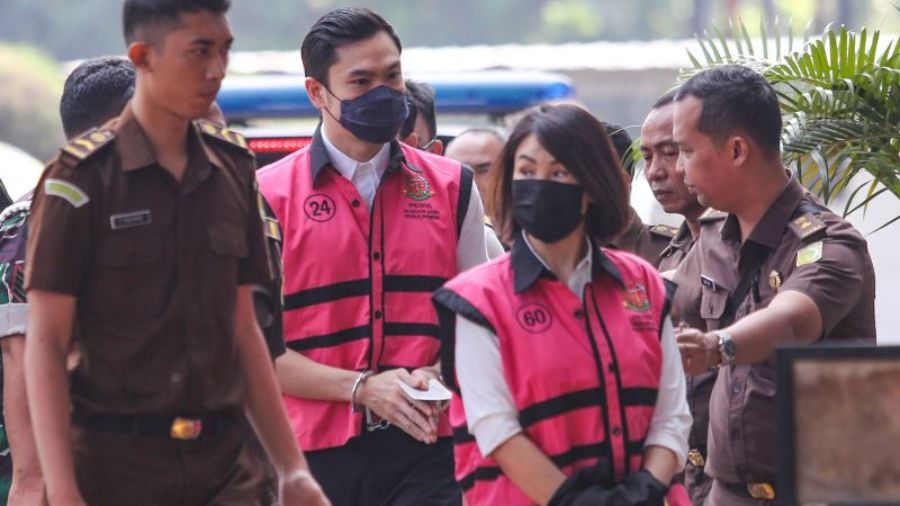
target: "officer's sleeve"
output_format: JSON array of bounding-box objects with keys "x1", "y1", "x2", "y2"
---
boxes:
[
  {"x1": 26, "y1": 163, "x2": 94, "y2": 295},
  {"x1": 781, "y1": 233, "x2": 870, "y2": 337},
  {"x1": 0, "y1": 205, "x2": 31, "y2": 337},
  {"x1": 238, "y1": 178, "x2": 272, "y2": 287}
]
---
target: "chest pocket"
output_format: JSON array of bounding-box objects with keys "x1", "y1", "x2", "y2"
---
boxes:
[
  {"x1": 699, "y1": 286, "x2": 729, "y2": 326},
  {"x1": 208, "y1": 223, "x2": 248, "y2": 258},
  {"x1": 97, "y1": 234, "x2": 161, "y2": 267}
]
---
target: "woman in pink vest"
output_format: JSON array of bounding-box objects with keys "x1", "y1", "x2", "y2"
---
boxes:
[{"x1": 433, "y1": 104, "x2": 692, "y2": 506}]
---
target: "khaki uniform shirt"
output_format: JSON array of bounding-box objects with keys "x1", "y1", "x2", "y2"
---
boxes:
[
  {"x1": 612, "y1": 208, "x2": 679, "y2": 268},
  {"x1": 673, "y1": 177, "x2": 876, "y2": 486},
  {"x1": 26, "y1": 104, "x2": 271, "y2": 416}
]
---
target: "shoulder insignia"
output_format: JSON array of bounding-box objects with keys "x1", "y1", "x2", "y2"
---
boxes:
[
  {"x1": 44, "y1": 178, "x2": 89, "y2": 208},
  {"x1": 649, "y1": 224, "x2": 679, "y2": 238},
  {"x1": 197, "y1": 120, "x2": 251, "y2": 154},
  {"x1": 60, "y1": 128, "x2": 115, "y2": 163},
  {"x1": 698, "y1": 208, "x2": 728, "y2": 222},
  {"x1": 789, "y1": 213, "x2": 826, "y2": 241},
  {"x1": 796, "y1": 241, "x2": 823, "y2": 267}
]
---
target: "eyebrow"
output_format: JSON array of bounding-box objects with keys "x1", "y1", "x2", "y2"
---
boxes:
[
  {"x1": 346, "y1": 61, "x2": 401, "y2": 78},
  {"x1": 189, "y1": 36, "x2": 233, "y2": 47},
  {"x1": 516, "y1": 153, "x2": 559, "y2": 164}
]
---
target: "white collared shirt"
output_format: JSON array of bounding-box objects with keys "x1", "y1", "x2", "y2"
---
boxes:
[
  {"x1": 455, "y1": 234, "x2": 691, "y2": 465},
  {"x1": 320, "y1": 127, "x2": 488, "y2": 272}
]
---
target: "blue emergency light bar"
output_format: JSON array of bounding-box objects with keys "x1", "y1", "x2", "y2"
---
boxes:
[{"x1": 217, "y1": 71, "x2": 575, "y2": 120}]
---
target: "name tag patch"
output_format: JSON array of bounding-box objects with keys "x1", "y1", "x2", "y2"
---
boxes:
[{"x1": 110, "y1": 210, "x2": 152, "y2": 230}]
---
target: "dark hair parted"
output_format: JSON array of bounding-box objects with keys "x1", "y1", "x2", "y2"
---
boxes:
[
  {"x1": 676, "y1": 65, "x2": 782, "y2": 158},
  {"x1": 301, "y1": 8, "x2": 402, "y2": 87},
  {"x1": 492, "y1": 104, "x2": 630, "y2": 245},
  {"x1": 60, "y1": 57, "x2": 136, "y2": 139},
  {"x1": 401, "y1": 80, "x2": 437, "y2": 140},
  {"x1": 123, "y1": 0, "x2": 230, "y2": 45}
]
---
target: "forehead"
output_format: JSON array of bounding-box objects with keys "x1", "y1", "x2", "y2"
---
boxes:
[
  {"x1": 156, "y1": 10, "x2": 232, "y2": 46},
  {"x1": 331, "y1": 31, "x2": 401, "y2": 74},
  {"x1": 451, "y1": 133, "x2": 503, "y2": 155},
  {"x1": 641, "y1": 103, "x2": 675, "y2": 139},
  {"x1": 515, "y1": 134, "x2": 554, "y2": 162}
]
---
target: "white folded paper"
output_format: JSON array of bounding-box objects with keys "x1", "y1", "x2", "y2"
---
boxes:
[{"x1": 395, "y1": 378, "x2": 452, "y2": 402}]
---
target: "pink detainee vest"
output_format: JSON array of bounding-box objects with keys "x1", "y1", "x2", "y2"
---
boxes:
[
  {"x1": 258, "y1": 138, "x2": 467, "y2": 451},
  {"x1": 435, "y1": 247, "x2": 687, "y2": 505}
]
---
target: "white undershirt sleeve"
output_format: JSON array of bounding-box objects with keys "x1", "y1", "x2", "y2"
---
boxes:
[
  {"x1": 455, "y1": 314, "x2": 522, "y2": 456},
  {"x1": 456, "y1": 184, "x2": 489, "y2": 272},
  {"x1": 644, "y1": 316, "x2": 692, "y2": 468}
]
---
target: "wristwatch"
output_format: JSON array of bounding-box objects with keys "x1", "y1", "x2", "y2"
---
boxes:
[{"x1": 713, "y1": 330, "x2": 736, "y2": 367}]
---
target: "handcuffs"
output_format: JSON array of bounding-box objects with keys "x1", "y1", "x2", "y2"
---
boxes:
[{"x1": 350, "y1": 369, "x2": 449, "y2": 432}]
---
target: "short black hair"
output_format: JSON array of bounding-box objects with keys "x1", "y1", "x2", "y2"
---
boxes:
[
  {"x1": 123, "y1": 0, "x2": 231, "y2": 45},
  {"x1": 676, "y1": 65, "x2": 782, "y2": 157},
  {"x1": 652, "y1": 88, "x2": 678, "y2": 110},
  {"x1": 400, "y1": 80, "x2": 437, "y2": 140},
  {"x1": 60, "y1": 57, "x2": 136, "y2": 139},
  {"x1": 602, "y1": 122, "x2": 636, "y2": 177},
  {"x1": 301, "y1": 8, "x2": 402, "y2": 87},
  {"x1": 493, "y1": 104, "x2": 630, "y2": 244}
]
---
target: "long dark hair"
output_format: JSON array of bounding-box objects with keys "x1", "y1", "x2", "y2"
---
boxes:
[{"x1": 491, "y1": 103, "x2": 630, "y2": 245}]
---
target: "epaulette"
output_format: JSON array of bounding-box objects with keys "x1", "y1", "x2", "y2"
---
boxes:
[
  {"x1": 196, "y1": 119, "x2": 252, "y2": 155},
  {"x1": 789, "y1": 213, "x2": 827, "y2": 241},
  {"x1": 648, "y1": 224, "x2": 679, "y2": 238},
  {"x1": 698, "y1": 208, "x2": 728, "y2": 222},
  {"x1": 59, "y1": 128, "x2": 115, "y2": 166}
]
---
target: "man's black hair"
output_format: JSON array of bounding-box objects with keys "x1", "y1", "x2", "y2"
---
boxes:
[
  {"x1": 602, "y1": 122, "x2": 636, "y2": 177},
  {"x1": 60, "y1": 57, "x2": 136, "y2": 139},
  {"x1": 301, "y1": 8, "x2": 402, "y2": 87},
  {"x1": 123, "y1": 0, "x2": 231, "y2": 45},
  {"x1": 652, "y1": 88, "x2": 678, "y2": 110},
  {"x1": 676, "y1": 64, "x2": 782, "y2": 157},
  {"x1": 400, "y1": 80, "x2": 436, "y2": 140}
]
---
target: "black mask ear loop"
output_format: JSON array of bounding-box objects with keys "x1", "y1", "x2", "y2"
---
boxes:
[{"x1": 319, "y1": 84, "x2": 344, "y2": 125}]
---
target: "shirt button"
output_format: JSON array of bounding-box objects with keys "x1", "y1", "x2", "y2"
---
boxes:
[
  {"x1": 373, "y1": 252, "x2": 381, "y2": 261},
  {"x1": 374, "y1": 310, "x2": 383, "y2": 320},
  {"x1": 732, "y1": 382, "x2": 742, "y2": 395},
  {"x1": 609, "y1": 363, "x2": 618, "y2": 373},
  {"x1": 611, "y1": 427, "x2": 622, "y2": 436},
  {"x1": 352, "y1": 199, "x2": 361, "y2": 208},
  {"x1": 574, "y1": 309, "x2": 584, "y2": 319}
]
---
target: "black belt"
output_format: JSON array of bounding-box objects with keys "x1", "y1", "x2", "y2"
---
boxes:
[
  {"x1": 73, "y1": 411, "x2": 239, "y2": 440},
  {"x1": 720, "y1": 480, "x2": 777, "y2": 501}
]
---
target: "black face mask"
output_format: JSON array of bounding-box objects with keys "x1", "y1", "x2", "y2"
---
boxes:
[
  {"x1": 512, "y1": 179, "x2": 585, "y2": 243},
  {"x1": 324, "y1": 85, "x2": 409, "y2": 144}
]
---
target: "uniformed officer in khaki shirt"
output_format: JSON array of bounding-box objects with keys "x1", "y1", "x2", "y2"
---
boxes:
[
  {"x1": 639, "y1": 88, "x2": 714, "y2": 505},
  {"x1": 23, "y1": 1, "x2": 328, "y2": 505},
  {"x1": 671, "y1": 65, "x2": 876, "y2": 505}
]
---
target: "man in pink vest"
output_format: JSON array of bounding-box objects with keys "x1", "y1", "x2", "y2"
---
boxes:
[{"x1": 257, "y1": 7, "x2": 487, "y2": 505}]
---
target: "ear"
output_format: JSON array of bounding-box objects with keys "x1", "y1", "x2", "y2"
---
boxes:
[
  {"x1": 730, "y1": 135, "x2": 750, "y2": 167},
  {"x1": 305, "y1": 77, "x2": 328, "y2": 111},
  {"x1": 400, "y1": 132, "x2": 418, "y2": 149},
  {"x1": 128, "y1": 42, "x2": 151, "y2": 70},
  {"x1": 429, "y1": 139, "x2": 445, "y2": 156}
]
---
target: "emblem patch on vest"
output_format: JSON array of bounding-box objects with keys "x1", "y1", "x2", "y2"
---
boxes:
[
  {"x1": 623, "y1": 284, "x2": 650, "y2": 312},
  {"x1": 403, "y1": 172, "x2": 433, "y2": 201},
  {"x1": 516, "y1": 303, "x2": 553, "y2": 333},
  {"x1": 304, "y1": 194, "x2": 336, "y2": 223}
]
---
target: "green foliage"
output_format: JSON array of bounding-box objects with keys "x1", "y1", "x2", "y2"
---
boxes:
[
  {"x1": 0, "y1": 44, "x2": 64, "y2": 161},
  {"x1": 684, "y1": 19, "x2": 900, "y2": 231}
]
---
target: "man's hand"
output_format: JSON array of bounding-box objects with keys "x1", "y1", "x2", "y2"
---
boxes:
[
  {"x1": 279, "y1": 469, "x2": 330, "y2": 506},
  {"x1": 357, "y1": 368, "x2": 439, "y2": 443},
  {"x1": 675, "y1": 328, "x2": 719, "y2": 375}
]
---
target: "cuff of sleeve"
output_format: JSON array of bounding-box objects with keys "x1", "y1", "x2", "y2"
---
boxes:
[
  {"x1": 0, "y1": 303, "x2": 28, "y2": 338},
  {"x1": 471, "y1": 413, "x2": 523, "y2": 456},
  {"x1": 644, "y1": 433, "x2": 689, "y2": 471}
]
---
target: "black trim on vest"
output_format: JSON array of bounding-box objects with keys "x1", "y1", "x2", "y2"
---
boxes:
[
  {"x1": 286, "y1": 325, "x2": 371, "y2": 352},
  {"x1": 432, "y1": 288, "x2": 496, "y2": 392},
  {"x1": 453, "y1": 425, "x2": 476, "y2": 445},
  {"x1": 627, "y1": 439, "x2": 647, "y2": 456},
  {"x1": 580, "y1": 286, "x2": 616, "y2": 472},
  {"x1": 283, "y1": 279, "x2": 369, "y2": 311},
  {"x1": 384, "y1": 275, "x2": 448, "y2": 293},
  {"x1": 457, "y1": 164, "x2": 474, "y2": 238},
  {"x1": 383, "y1": 323, "x2": 441, "y2": 339},
  {"x1": 619, "y1": 387, "x2": 659, "y2": 407},
  {"x1": 457, "y1": 442, "x2": 613, "y2": 492},
  {"x1": 588, "y1": 287, "x2": 633, "y2": 479},
  {"x1": 518, "y1": 388, "x2": 603, "y2": 428}
]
